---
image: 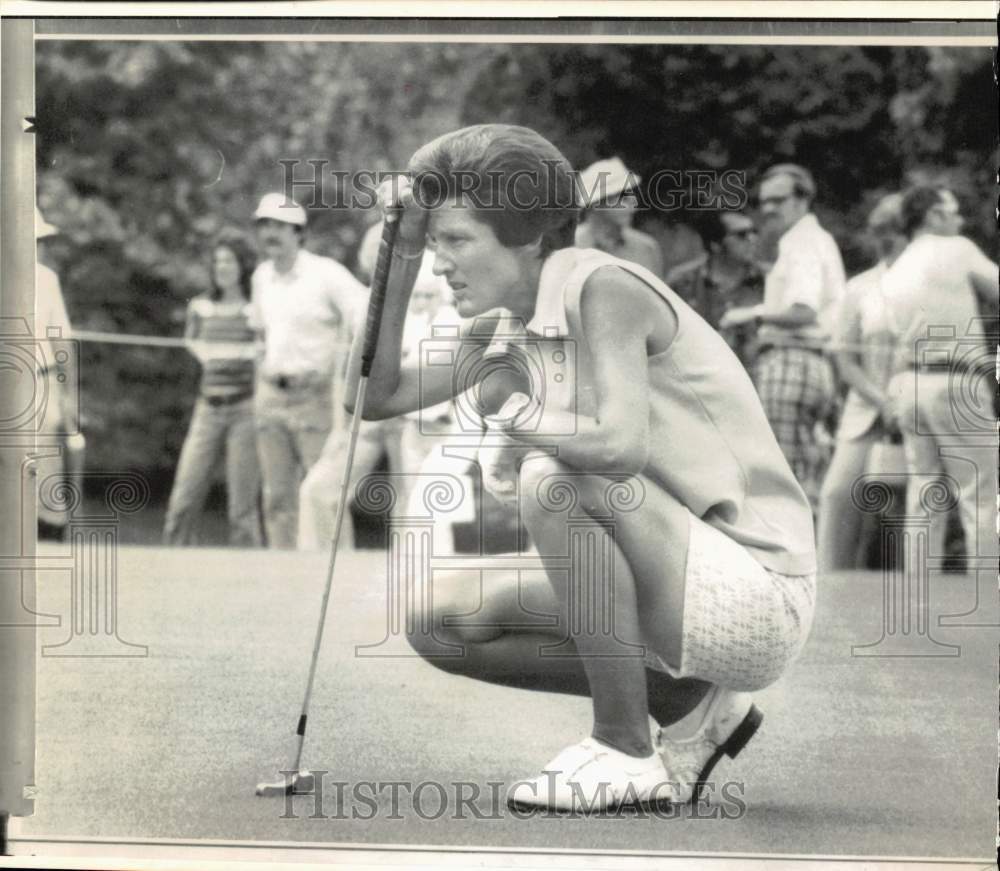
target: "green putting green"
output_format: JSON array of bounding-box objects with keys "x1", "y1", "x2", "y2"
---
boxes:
[{"x1": 12, "y1": 544, "x2": 997, "y2": 860}]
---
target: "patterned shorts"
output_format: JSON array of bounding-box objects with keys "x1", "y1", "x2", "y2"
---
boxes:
[{"x1": 644, "y1": 511, "x2": 816, "y2": 692}]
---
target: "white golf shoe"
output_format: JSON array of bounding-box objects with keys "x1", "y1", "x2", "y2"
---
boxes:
[
  {"x1": 507, "y1": 737, "x2": 675, "y2": 812},
  {"x1": 654, "y1": 686, "x2": 763, "y2": 804}
]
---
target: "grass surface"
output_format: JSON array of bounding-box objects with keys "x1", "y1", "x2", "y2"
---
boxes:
[{"x1": 13, "y1": 544, "x2": 997, "y2": 859}]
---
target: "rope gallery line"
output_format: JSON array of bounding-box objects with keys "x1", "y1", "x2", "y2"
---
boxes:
[{"x1": 68, "y1": 329, "x2": 992, "y2": 358}]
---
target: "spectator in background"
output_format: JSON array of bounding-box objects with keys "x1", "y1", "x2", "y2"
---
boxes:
[
  {"x1": 35, "y1": 207, "x2": 84, "y2": 542},
  {"x1": 816, "y1": 194, "x2": 908, "y2": 571},
  {"x1": 397, "y1": 269, "x2": 462, "y2": 498},
  {"x1": 667, "y1": 210, "x2": 765, "y2": 371},
  {"x1": 357, "y1": 223, "x2": 506, "y2": 556},
  {"x1": 575, "y1": 157, "x2": 664, "y2": 277},
  {"x1": 883, "y1": 186, "x2": 999, "y2": 567},
  {"x1": 297, "y1": 222, "x2": 446, "y2": 550},
  {"x1": 250, "y1": 193, "x2": 367, "y2": 549},
  {"x1": 163, "y1": 231, "x2": 262, "y2": 547},
  {"x1": 720, "y1": 164, "x2": 846, "y2": 511}
]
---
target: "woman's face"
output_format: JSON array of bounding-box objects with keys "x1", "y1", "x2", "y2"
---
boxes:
[
  {"x1": 213, "y1": 246, "x2": 242, "y2": 294},
  {"x1": 427, "y1": 198, "x2": 536, "y2": 319}
]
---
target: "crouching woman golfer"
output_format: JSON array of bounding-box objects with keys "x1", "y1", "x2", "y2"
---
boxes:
[{"x1": 346, "y1": 125, "x2": 817, "y2": 812}]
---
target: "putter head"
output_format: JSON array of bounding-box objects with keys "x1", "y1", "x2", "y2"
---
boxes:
[{"x1": 255, "y1": 769, "x2": 316, "y2": 797}]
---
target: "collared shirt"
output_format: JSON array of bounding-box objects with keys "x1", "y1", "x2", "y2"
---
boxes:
[
  {"x1": 249, "y1": 248, "x2": 367, "y2": 379},
  {"x1": 575, "y1": 223, "x2": 664, "y2": 278},
  {"x1": 36, "y1": 264, "x2": 72, "y2": 432},
  {"x1": 36, "y1": 263, "x2": 71, "y2": 342},
  {"x1": 759, "y1": 213, "x2": 845, "y2": 347},
  {"x1": 666, "y1": 253, "x2": 766, "y2": 368},
  {"x1": 880, "y1": 234, "x2": 996, "y2": 373},
  {"x1": 834, "y1": 262, "x2": 895, "y2": 440}
]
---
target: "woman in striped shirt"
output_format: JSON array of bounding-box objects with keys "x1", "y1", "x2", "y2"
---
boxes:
[{"x1": 163, "y1": 231, "x2": 263, "y2": 547}]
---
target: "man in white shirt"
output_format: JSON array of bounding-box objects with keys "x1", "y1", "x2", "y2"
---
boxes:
[
  {"x1": 297, "y1": 231, "x2": 466, "y2": 552},
  {"x1": 249, "y1": 193, "x2": 367, "y2": 548},
  {"x1": 883, "y1": 186, "x2": 999, "y2": 567},
  {"x1": 35, "y1": 208, "x2": 84, "y2": 541},
  {"x1": 720, "y1": 163, "x2": 846, "y2": 510},
  {"x1": 817, "y1": 193, "x2": 908, "y2": 570}
]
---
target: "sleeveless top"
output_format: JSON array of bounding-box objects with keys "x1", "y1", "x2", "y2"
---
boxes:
[
  {"x1": 520, "y1": 247, "x2": 816, "y2": 576},
  {"x1": 187, "y1": 296, "x2": 257, "y2": 398}
]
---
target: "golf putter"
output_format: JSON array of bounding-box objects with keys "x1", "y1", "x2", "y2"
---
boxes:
[{"x1": 256, "y1": 208, "x2": 401, "y2": 797}]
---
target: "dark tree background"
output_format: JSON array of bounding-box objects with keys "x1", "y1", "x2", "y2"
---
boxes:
[
  {"x1": 34, "y1": 41, "x2": 997, "y2": 495},
  {"x1": 463, "y1": 45, "x2": 996, "y2": 264}
]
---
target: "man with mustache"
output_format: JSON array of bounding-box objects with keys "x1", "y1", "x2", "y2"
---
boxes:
[{"x1": 249, "y1": 193, "x2": 367, "y2": 549}]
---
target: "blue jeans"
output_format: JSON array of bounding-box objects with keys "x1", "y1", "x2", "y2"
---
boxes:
[
  {"x1": 163, "y1": 395, "x2": 263, "y2": 547},
  {"x1": 255, "y1": 379, "x2": 332, "y2": 549}
]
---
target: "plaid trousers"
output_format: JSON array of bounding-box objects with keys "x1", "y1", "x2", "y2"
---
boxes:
[{"x1": 755, "y1": 346, "x2": 838, "y2": 508}]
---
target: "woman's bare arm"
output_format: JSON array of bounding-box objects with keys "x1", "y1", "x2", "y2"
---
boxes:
[
  {"x1": 506, "y1": 268, "x2": 663, "y2": 476},
  {"x1": 343, "y1": 179, "x2": 459, "y2": 419}
]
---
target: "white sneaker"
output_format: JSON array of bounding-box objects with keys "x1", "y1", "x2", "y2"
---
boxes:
[
  {"x1": 507, "y1": 737, "x2": 676, "y2": 812},
  {"x1": 654, "y1": 687, "x2": 763, "y2": 804}
]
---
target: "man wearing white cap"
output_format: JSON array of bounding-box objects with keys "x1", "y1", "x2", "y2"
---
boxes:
[
  {"x1": 35, "y1": 207, "x2": 84, "y2": 540},
  {"x1": 297, "y1": 221, "x2": 468, "y2": 551},
  {"x1": 249, "y1": 192, "x2": 368, "y2": 548},
  {"x1": 575, "y1": 157, "x2": 664, "y2": 278}
]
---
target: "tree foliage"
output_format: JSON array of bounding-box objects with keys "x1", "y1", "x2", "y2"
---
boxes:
[
  {"x1": 463, "y1": 45, "x2": 996, "y2": 262},
  {"x1": 36, "y1": 41, "x2": 496, "y2": 479}
]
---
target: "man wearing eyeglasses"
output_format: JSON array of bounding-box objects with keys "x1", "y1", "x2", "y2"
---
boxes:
[
  {"x1": 719, "y1": 164, "x2": 846, "y2": 511},
  {"x1": 667, "y1": 210, "x2": 766, "y2": 371},
  {"x1": 882, "y1": 186, "x2": 999, "y2": 569}
]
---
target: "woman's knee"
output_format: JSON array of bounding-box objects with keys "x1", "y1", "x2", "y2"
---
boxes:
[
  {"x1": 403, "y1": 570, "x2": 492, "y2": 660},
  {"x1": 518, "y1": 451, "x2": 566, "y2": 491},
  {"x1": 517, "y1": 451, "x2": 606, "y2": 522}
]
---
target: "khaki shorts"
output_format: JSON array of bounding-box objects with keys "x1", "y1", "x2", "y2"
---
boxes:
[{"x1": 644, "y1": 511, "x2": 816, "y2": 692}]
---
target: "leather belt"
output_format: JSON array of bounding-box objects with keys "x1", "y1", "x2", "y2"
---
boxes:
[
  {"x1": 202, "y1": 391, "x2": 253, "y2": 407},
  {"x1": 263, "y1": 372, "x2": 324, "y2": 390},
  {"x1": 756, "y1": 343, "x2": 826, "y2": 357},
  {"x1": 909, "y1": 360, "x2": 980, "y2": 375}
]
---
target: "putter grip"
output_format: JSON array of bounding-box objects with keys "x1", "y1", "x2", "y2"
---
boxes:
[{"x1": 361, "y1": 212, "x2": 401, "y2": 378}]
